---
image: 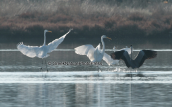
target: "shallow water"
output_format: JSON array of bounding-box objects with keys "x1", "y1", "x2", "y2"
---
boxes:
[
  {"x1": 0, "y1": 71, "x2": 172, "y2": 107},
  {"x1": 0, "y1": 38, "x2": 172, "y2": 107}
]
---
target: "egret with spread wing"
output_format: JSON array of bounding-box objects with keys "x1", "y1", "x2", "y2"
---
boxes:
[
  {"x1": 17, "y1": 29, "x2": 72, "y2": 71},
  {"x1": 75, "y1": 35, "x2": 111, "y2": 65},
  {"x1": 110, "y1": 45, "x2": 157, "y2": 69}
]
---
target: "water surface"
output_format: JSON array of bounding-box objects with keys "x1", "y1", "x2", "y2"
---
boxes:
[{"x1": 0, "y1": 38, "x2": 172, "y2": 107}]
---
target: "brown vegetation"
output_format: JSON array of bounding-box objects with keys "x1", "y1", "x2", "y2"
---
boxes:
[{"x1": 0, "y1": 0, "x2": 172, "y2": 38}]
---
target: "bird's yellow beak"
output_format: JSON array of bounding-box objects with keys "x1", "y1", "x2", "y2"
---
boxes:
[
  {"x1": 106, "y1": 37, "x2": 112, "y2": 40},
  {"x1": 48, "y1": 31, "x2": 52, "y2": 33},
  {"x1": 164, "y1": 1, "x2": 168, "y2": 3}
]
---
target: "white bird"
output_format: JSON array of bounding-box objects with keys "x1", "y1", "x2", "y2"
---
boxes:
[
  {"x1": 103, "y1": 46, "x2": 131, "y2": 66},
  {"x1": 110, "y1": 45, "x2": 157, "y2": 69},
  {"x1": 17, "y1": 29, "x2": 72, "y2": 71},
  {"x1": 74, "y1": 35, "x2": 111, "y2": 63},
  {"x1": 119, "y1": 46, "x2": 131, "y2": 54},
  {"x1": 113, "y1": 46, "x2": 131, "y2": 54}
]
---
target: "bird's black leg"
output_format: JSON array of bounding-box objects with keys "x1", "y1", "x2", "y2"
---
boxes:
[
  {"x1": 40, "y1": 59, "x2": 43, "y2": 71},
  {"x1": 97, "y1": 65, "x2": 101, "y2": 72},
  {"x1": 96, "y1": 65, "x2": 100, "y2": 81},
  {"x1": 97, "y1": 65, "x2": 99, "y2": 72},
  {"x1": 130, "y1": 70, "x2": 132, "y2": 79},
  {"x1": 108, "y1": 66, "x2": 110, "y2": 71},
  {"x1": 45, "y1": 59, "x2": 48, "y2": 72},
  {"x1": 41, "y1": 59, "x2": 45, "y2": 78}
]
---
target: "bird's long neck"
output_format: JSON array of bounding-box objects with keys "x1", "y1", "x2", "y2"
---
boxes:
[
  {"x1": 43, "y1": 32, "x2": 46, "y2": 46},
  {"x1": 130, "y1": 45, "x2": 133, "y2": 60},
  {"x1": 113, "y1": 48, "x2": 115, "y2": 52},
  {"x1": 101, "y1": 37, "x2": 105, "y2": 53}
]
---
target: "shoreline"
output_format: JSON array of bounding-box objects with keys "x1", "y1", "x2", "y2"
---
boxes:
[{"x1": 1, "y1": 0, "x2": 172, "y2": 39}]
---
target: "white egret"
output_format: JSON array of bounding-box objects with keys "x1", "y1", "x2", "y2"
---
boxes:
[
  {"x1": 118, "y1": 46, "x2": 131, "y2": 54},
  {"x1": 74, "y1": 35, "x2": 111, "y2": 71},
  {"x1": 103, "y1": 52, "x2": 119, "y2": 66},
  {"x1": 110, "y1": 45, "x2": 157, "y2": 69},
  {"x1": 17, "y1": 29, "x2": 72, "y2": 71}
]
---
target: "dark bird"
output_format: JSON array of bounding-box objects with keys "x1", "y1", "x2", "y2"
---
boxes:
[{"x1": 110, "y1": 45, "x2": 157, "y2": 69}]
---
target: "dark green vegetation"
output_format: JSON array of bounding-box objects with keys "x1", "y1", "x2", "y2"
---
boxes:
[{"x1": 0, "y1": 0, "x2": 172, "y2": 38}]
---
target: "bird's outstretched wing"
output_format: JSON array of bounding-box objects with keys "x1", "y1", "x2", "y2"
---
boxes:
[
  {"x1": 74, "y1": 44, "x2": 95, "y2": 55},
  {"x1": 103, "y1": 53, "x2": 119, "y2": 66},
  {"x1": 134, "y1": 50, "x2": 157, "y2": 67},
  {"x1": 121, "y1": 51, "x2": 132, "y2": 68},
  {"x1": 96, "y1": 43, "x2": 101, "y2": 50},
  {"x1": 143, "y1": 50, "x2": 157, "y2": 59},
  {"x1": 47, "y1": 29, "x2": 72, "y2": 53},
  {"x1": 75, "y1": 44, "x2": 96, "y2": 62},
  {"x1": 121, "y1": 47, "x2": 131, "y2": 54},
  {"x1": 110, "y1": 50, "x2": 131, "y2": 68},
  {"x1": 17, "y1": 42, "x2": 41, "y2": 58},
  {"x1": 110, "y1": 50, "x2": 125, "y2": 60}
]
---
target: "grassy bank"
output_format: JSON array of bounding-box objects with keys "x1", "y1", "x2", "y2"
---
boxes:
[{"x1": 0, "y1": 0, "x2": 172, "y2": 38}]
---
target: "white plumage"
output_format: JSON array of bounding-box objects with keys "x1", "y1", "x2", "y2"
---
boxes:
[
  {"x1": 17, "y1": 29, "x2": 72, "y2": 58},
  {"x1": 74, "y1": 35, "x2": 111, "y2": 62},
  {"x1": 103, "y1": 53, "x2": 119, "y2": 66},
  {"x1": 113, "y1": 46, "x2": 131, "y2": 54}
]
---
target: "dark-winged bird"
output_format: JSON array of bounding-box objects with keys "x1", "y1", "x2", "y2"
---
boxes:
[{"x1": 110, "y1": 45, "x2": 157, "y2": 69}]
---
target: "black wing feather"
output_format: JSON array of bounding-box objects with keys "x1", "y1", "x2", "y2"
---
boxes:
[
  {"x1": 111, "y1": 49, "x2": 157, "y2": 69},
  {"x1": 111, "y1": 50, "x2": 131, "y2": 68},
  {"x1": 110, "y1": 50, "x2": 125, "y2": 60},
  {"x1": 134, "y1": 50, "x2": 157, "y2": 68},
  {"x1": 142, "y1": 50, "x2": 157, "y2": 59},
  {"x1": 121, "y1": 51, "x2": 131, "y2": 68}
]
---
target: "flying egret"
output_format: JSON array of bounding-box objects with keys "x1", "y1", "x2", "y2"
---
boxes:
[
  {"x1": 74, "y1": 35, "x2": 111, "y2": 71},
  {"x1": 17, "y1": 29, "x2": 72, "y2": 71},
  {"x1": 110, "y1": 45, "x2": 157, "y2": 69}
]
